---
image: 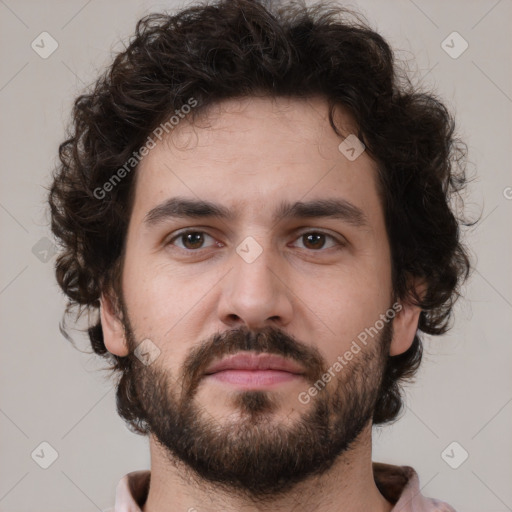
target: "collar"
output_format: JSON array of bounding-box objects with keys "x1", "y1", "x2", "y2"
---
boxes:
[{"x1": 113, "y1": 462, "x2": 456, "y2": 512}]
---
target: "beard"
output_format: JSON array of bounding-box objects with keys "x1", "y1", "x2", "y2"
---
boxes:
[{"x1": 118, "y1": 300, "x2": 392, "y2": 503}]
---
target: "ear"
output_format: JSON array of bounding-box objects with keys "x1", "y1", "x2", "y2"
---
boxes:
[
  {"x1": 99, "y1": 291, "x2": 130, "y2": 357},
  {"x1": 389, "y1": 278, "x2": 427, "y2": 357}
]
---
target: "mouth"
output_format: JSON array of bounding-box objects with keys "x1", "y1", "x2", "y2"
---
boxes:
[{"x1": 203, "y1": 352, "x2": 306, "y2": 389}]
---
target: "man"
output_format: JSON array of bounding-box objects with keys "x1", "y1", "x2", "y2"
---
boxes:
[{"x1": 49, "y1": 0, "x2": 470, "y2": 510}]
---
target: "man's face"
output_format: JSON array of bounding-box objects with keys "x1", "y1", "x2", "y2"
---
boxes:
[{"x1": 111, "y1": 96, "x2": 396, "y2": 498}]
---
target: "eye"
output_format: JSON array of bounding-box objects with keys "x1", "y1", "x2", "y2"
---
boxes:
[
  {"x1": 167, "y1": 230, "x2": 220, "y2": 251},
  {"x1": 165, "y1": 229, "x2": 345, "y2": 253},
  {"x1": 291, "y1": 231, "x2": 344, "y2": 251}
]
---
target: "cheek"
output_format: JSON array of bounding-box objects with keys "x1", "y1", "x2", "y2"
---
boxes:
[
  {"x1": 124, "y1": 269, "x2": 189, "y2": 325},
  {"x1": 121, "y1": 252, "x2": 223, "y2": 362},
  {"x1": 122, "y1": 250, "x2": 177, "y2": 328},
  {"x1": 292, "y1": 256, "x2": 391, "y2": 362},
  {"x1": 306, "y1": 277, "x2": 386, "y2": 341},
  {"x1": 121, "y1": 266, "x2": 195, "y2": 370}
]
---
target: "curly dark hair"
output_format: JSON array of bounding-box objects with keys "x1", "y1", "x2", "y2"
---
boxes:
[{"x1": 48, "y1": 0, "x2": 472, "y2": 430}]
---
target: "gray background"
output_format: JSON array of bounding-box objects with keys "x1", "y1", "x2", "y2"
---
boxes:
[{"x1": 0, "y1": 0, "x2": 511, "y2": 510}]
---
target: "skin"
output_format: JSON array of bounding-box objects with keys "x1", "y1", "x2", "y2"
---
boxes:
[{"x1": 100, "y1": 96, "x2": 422, "y2": 512}]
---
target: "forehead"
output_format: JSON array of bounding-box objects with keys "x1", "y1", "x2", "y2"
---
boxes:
[{"x1": 130, "y1": 96, "x2": 383, "y2": 228}]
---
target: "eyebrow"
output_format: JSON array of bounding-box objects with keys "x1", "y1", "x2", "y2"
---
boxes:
[{"x1": 144, "y1": 196, "x2": 369, "y2": 228}]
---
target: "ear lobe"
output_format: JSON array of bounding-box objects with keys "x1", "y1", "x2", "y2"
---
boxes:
[
  {"x1": 99, "y1": 292, "x2": 130, "y2": 357},
  {"x1": 389, "y1": 279, "x2": 427, "y2": 357}
]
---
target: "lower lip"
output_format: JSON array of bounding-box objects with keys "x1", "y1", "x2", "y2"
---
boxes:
[{"x1": 205, "y1": 369, "x2": 303, "y2": 388}]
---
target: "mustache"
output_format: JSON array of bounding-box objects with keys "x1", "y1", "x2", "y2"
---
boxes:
[{"x1": 180, "y1": 325, "x2": 327, "y2": 399}]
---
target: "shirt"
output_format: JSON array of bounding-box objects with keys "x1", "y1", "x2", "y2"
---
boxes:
[{"x1": 110, "y1": 462, "x2": 457, "y2": 512}]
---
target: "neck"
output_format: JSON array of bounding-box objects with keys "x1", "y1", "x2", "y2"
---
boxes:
[{"x1": 141, "y1": 424, "x2": 393, "y2": 512}]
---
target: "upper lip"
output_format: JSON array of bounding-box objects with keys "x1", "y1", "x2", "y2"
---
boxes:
[{"x1": 204, "y1": 353, "x2": 305, "y2": 375}]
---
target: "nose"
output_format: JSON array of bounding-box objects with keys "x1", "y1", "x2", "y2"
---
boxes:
[{"x1": 216, "y1": 239, "x2": 293, "y2": 331}]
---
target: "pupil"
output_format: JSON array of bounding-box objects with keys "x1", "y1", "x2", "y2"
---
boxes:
[
  {"x1": 184, "y1": 232, "x2": 203, "y2": 249},
  {"x1": 305, "y1": 233, "x2": 324, "y2": 249}
]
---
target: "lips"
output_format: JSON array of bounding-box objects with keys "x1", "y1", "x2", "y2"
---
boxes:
[{"x1": 204, "y1": 352, "x2": 305, "y2": 375}]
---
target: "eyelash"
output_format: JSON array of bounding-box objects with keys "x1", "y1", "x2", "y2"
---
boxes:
[{"x1": 165, "y1": 229, "x2": 346, "y2": 253}]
